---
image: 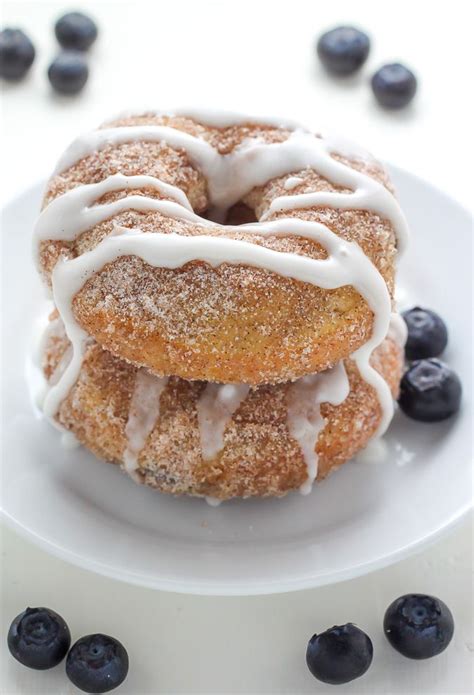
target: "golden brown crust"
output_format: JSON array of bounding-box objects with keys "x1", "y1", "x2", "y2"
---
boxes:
[
  {"x1": 39, "y1": 114, "x2": 397, "y2": 384},
  {"x1": 44, "y1": 324, "x2": 403, "y2": 501}
]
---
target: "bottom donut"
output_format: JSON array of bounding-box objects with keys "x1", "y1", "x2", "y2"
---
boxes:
[{"x1": 41, "y1": 318, "x2": 403, "y2": 501}]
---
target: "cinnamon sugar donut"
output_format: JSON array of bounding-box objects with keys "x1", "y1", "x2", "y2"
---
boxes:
[
  {"x1": 42, "y1": 317, "x2": 403, "y2": 501},
  {"x1": 35, "y1": 111, "x2": 408, "y2": 385}
]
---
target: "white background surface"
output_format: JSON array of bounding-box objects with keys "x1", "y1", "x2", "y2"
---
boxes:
[{"x1": 0, "y1": 0, "x2": 472, "y2": 693}]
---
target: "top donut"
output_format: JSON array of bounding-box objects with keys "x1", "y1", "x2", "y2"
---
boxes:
[{"x1": 35, "y1": 110, "x2": 407, "y2": 385}]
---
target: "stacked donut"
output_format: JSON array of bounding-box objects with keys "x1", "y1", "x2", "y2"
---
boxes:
[{"x1": 34, "y1": 111, "x2": 408, "y2": 502}]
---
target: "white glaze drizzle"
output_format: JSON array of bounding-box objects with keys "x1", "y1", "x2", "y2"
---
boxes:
[
  {"x1": 259, "y1": 133, "x2": 408, "y2": 254},
  {"x1": 34, "y1": 174, "x2": 201, "y2": 268},
  {"x1": 123, "y1": 369, "x2": 168, "y2": 481},
  {"x1": 61, "y1": 431, "x2": 80, "y2": 449},
  {"x1": 40, "y1": 338, "x2": 79, "y2": 441},
  {"x1": 33, "y1": 317, "x2": 82, "y2": 447},
  {"x1": 48, "y1": 344, "x2": 73, "y2": 387},
  {"x1": 38, "y1": 113, "x2": 411, "y2": 490},
  {"x1": 197, "y1": 384, "x2": 250, "y2": 460},
  {"x1": 262, "y1": 182, "x2": 407, "y2": 245},
  {"x1": 388, "y1": 311, "x2": 408, "y2": 347},
  {"x1": 34, "y1": 315, "x2": 63, "y2": 370},
  {"x1": 52, "y1": 126, "x2": 408, "y2": 251},
  {"x1": 284, "y1": 176, "x2": 304, "y2": 190},
  {"x1": 36, "y1": 173, "x2": 192, "y2": 238},
  {"x1": 205, "y1": 496, "x2": 222, "y2": 507},
  {"x1": 53, "y1": 125, "x2": 219, "y2": 182},
  {"x1": 287, "y1": 361, "x2": 350, "y2": 494}
]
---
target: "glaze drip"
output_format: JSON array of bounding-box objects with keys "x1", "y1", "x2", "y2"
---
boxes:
[
  {"x1": 284, "y1": 176, "x2": 304, "y2": 190},
  {"x1": 123, "y1": 369, "x2": 168, "y2": 481},
  {"x1": 287, "y1": 361, "x2": 350, "y2": 493},
  {"x1": 197, "y1": 384, "x2": 250, "y2": 460}
]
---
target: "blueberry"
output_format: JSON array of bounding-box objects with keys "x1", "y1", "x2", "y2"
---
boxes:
[
  {"x1": 7, "y1": 607, "x2": 71, "y2": 670},
  {"x1": 371, "y1": 63, "x2": 417, "y2": 109},
  {"x1": 399, "y1": 358, "x2": 462, "y2": 422},
  {"x1": 48, "y1": 51, "x2": 89, "y2": 95},
  {"x1": 384, "y1": 594, "x2": 454, "y2": 659},
  {"x1": 55, "y1": 12, "x2": 98, "y2": 51},
  {"x1": 66, "y1": 633, "x2": 129, "y2": 693},
  {"x1": 0, "y1": 28, "x2": 35, "y2": 81},
  {"x1": 306, "y1": 623, "x2": 373, "y2": 685},
  {"x1": 403, "y1": 307, "x2": 448, "y2": 360},
  {"x1": 317, "y1": 26, "x2": 370, "y2": 76}
]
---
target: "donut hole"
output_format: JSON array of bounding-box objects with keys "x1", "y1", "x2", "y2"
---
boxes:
[{"x1": 202, "y1": 201, "x2": 258, "y2": 226}]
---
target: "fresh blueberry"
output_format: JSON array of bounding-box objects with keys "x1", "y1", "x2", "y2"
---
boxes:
[
  {"x1": 55, "y1": 12, "x2": 98, "y2": 51},
  {"x1": 398, "y1": 358, "x2": 462, "y2": 422},
  {"x1": 306, "y1": 623, "x2": 373, "y2": 685},
  {"x1": 403, "y1": 307, "x2": 448, "y2": 360},
  {"x1": 66, "y1": 633, "x2": 129, "y2": 693},
  {"x1": 7, "y1": 607, "x2": 71, "y2": 670},
  {"x1": 371, "y1": 63, "x2": 417, "y2": 109},
  {"x1": 48, "y1": 51, "x2": 89, "y2": 95},
  {"x1": 384, "y1": 594, "x2": 454, "y2": 659},
  {"x1": 317, "y1": 26, "x2": 370, "y2": 76},
  {"x1": 0, "y1": 28, "x2": 35, "y2": 81}
]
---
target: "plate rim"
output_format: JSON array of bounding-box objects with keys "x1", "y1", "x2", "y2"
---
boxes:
[{"x1": 1, "y1": 503, "x2": 472, "y2": 596}]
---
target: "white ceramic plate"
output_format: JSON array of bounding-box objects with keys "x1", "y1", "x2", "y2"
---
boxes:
[{"x1": 1, "y1": 167, "x2": 472, "y2": 595}]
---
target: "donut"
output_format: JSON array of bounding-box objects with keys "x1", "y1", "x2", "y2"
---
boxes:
[
  {"x1": 41, "y1": 316, "x2": 404, "y2": 500},
  {"x1": 34, "y1": 110, "x2": 410, "y2": 501},
  {"x1": 35, "y1": 110, "x2": 408, "y2": 385}
]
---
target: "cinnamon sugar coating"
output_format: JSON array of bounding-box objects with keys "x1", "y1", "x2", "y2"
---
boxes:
[{"x1": 39, "y1": 114, "x2": 398, "y2": 384}]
